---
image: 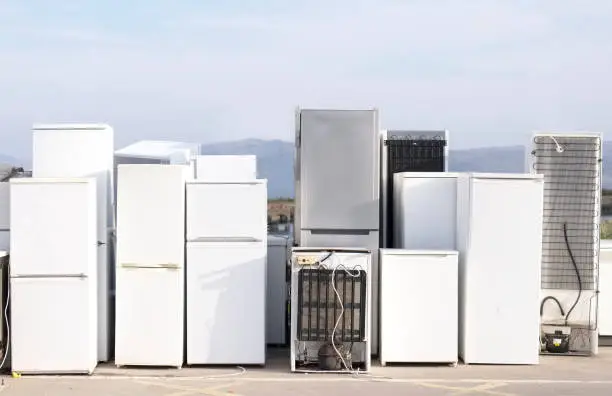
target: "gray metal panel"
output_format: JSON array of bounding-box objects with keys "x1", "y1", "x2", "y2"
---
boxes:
[{"x1": 297, "y1": 109, "x2": 379, "y2": 230}]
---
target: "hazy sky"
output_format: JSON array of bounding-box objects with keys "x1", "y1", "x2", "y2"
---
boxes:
[{"x1": 1, "y1": 0, "x2": 611, "y2": 160}]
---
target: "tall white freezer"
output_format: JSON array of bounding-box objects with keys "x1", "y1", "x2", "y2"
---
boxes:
[
  {"x1": 115, "y1": 165, "x2": 189, "y2": 367},
  {"x1": 32, "y1": 123, "x2": 114, "y2": 362},
  {"x1": 379, "y1": 249, "x2": 458, "y2": 366},
  {"x1": 456, "y1": 173, "x2": 544, "y2": 365},
  {"x1": 186, "y1": 180, "x2": 267, "y2": 365},
  {"x1": 10, "y1": 178, "x2": 98, "y2": 374},
  {"x1": 392, "y1": 172, "x2": 459, "y2": 250}
]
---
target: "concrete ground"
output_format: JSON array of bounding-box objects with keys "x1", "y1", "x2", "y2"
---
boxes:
[{"x1": 3, "y1": 347, "x2": 612, "y2": 395}]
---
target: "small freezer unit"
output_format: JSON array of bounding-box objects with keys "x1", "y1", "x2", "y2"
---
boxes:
[
  {"x1": 456, "y1": 173, "x2": 544, "y2": 365},
  {"x1": 379, "y1": 249, "x2": 458, "y2": 366},
  {"x1": 267, "y1": 235, "x2": 291, "y2": 346},
  {"x1": 598, "y1": 241, "x2": 612, "y2": 338},
  {"x1": 392, "y1": 172, "x2": 458, "y2": 250},
  {"x1": 290, "y1": 247, "x2": 371, "y2": 373},
  {"x1": 195, "y1": 155, "x2": 257, "y2": 181},
  {"x1": 380, "y1": 130, "x2": 448, "y2": 249}
]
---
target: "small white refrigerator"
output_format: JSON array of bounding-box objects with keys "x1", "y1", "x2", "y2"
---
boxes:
[
  {"x1": 456, "y1": 173, "x2": 543, "y2": 365},
  {"x1": 115, "y1": 164, "x2": 189, "y2": 367},
  {"x1": 10, "y1": 178, "x2": 98, "y2": 374},
  {"x1": 186, "y1": 180, "x2": 267, "y2": 365},
  {"x1": 32, "y1": 123, "x2": 114, "y2": 362},
  {"x1": 379, "y1": 249, "x2": 458, "y2": 366},
  {"x1": 195, "y1": 155, "x2": 257, "y2": 181}
]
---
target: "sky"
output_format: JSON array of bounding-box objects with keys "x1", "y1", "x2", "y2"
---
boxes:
[{"x1": 1, "y1": 0, "x2": 611, "y2": 161}]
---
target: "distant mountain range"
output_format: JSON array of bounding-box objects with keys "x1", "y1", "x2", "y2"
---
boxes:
[{"x1": 4, "y1": 139, "x2": 612, "y2": 198}]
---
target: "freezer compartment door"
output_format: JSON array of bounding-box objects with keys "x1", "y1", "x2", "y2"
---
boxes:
[
  {"x1": 186, "y1": 241, "x2": 266, "y2": 365},
  {"x1": 11, "y1": 277, "x2": 97, "y2": 373},
  {"x1": 114, "y1": 265, "x2": 184, "y2": 366},
  {"x1": 298, "y1": 109, "x2": 379, "y2": 230},
  {"x1": 186, "y1": 182, "x2": 267, "y2": 241}
]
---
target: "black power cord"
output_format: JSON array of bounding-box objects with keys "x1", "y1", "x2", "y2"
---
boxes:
[{"x1": 563, "y1": 222, "x2": 582, "y2": 324}]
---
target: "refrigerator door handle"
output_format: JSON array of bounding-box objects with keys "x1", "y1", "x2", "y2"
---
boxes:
[
  {"x1": 120, "y1": 262, "x2": 181, "y2": 270},
  {"x1": 97, "y1": 241, "x2": 106, "y2": 246},
  {"x1": 11, "y1": 273, "x2": 88, "y2": 279}
]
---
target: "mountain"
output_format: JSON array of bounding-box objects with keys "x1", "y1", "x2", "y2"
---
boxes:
[{"x1": 200, "y1": 139, "x2": 612, "y2": 198}]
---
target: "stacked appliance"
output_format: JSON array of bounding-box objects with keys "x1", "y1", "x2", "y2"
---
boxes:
[
  {"x1": 115, "y1": 164, "x2": 189, "y2": 367},
  {"x1": 185, "y1": 179, "x2": 267, "y2": 365},
  {"x1": 195, "y1": 155, "x2": 257, "y2": 181},
  {"x1": 267, "y1": 234, "x2": 291, "y2": 346},
  {"x1": 294, "y1": 108, "x2": 381, "y2": 354},
  {"x1": 380, "y1": 130, "x2": 448, "y2": 248},
  {"x1": 0, "y1": 165, "x2": 30, "y2": 251},
  {"x1": 10, "y1": 178, "x2": 98, "y2": 374},
  {"x1": 379, "y1": 249, "x2": 458, "y2": 366},
  {"x1": 32, "y1": 123, "x2": 114, "y2": 362},
  {"x1": 456, "y1": 173, "x2": 544, "y2": 365},
  {"x1": 290, "y1": 247, "x2": 372, "y2": 372},
  {"x1": 392, "y1": 172, "x2": 459, "y2": 250},
  {"x1": 599, "y1": 241, "x2": 612, "y2": 341},
  {"x1": 528, "y1": 133, "x2": 602, "y2": 356}
]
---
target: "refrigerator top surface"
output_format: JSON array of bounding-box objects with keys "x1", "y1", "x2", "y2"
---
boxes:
[
  {"x1": 0, "y1": 251, "x2": 6, "y2": 258},
  {"x1": 380, "y1": 248, "x2": 458, "y2": 256},
  {"x1": 10, "y1": 177, "x2": 94, "y2": 185},
  {"x1": 32, "y1": 123, "x2": 112, "y2": 131},
  {"x1": 292, "y1": 247, "x2": 371, "y2": 253},
  {"x1": 186, "y1": 179, "x2": 267, "y2": 185},
  {"x1": 467, "y1": 172, "x2": 544, "y2": 180},
  {"x1": 115, "y1": 140, "x2": 200, "y2": 160},
  {"x1": 532, "y1": 131, "x2": 603, "y2": 139},
  {"x1": 395, "y1": 172, "x2": 460, "y2": 179}
]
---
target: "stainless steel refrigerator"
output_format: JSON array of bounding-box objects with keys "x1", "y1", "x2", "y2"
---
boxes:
[{"x1": 294, "y1": 108, "x2": 381, "y2": 354}]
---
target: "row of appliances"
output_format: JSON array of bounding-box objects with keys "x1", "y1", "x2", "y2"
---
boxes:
[{"x1": 5, "y1": 124, "x2": 267, "y2": 373}]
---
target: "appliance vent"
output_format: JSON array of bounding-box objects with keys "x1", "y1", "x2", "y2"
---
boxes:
[
  {"x1": 531, "y1": 135, "x2": 601, "y2": 290},
  {"x1": 297, "y1": 268, "x2": 367, "y2": 342}
]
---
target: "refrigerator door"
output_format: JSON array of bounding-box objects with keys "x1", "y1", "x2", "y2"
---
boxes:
[
  {"x1": 266, "y1": 236, "x2": 289, "y2": 345},
  {"x1": 195, "y1": 155, "x2": 257, "y2": 181},
  {"x1": 115, "y1": 265, "x2": 183, "y2": 367},
  {"x1": 11, "y1": 277, "x2": 97, "y2": 374},
  {"x1": 298, "y1": 109, "x2": 379, "y2": 230},
  {"x1": 9, "y1": 178, "x2": 97, "y2": 277},
  {"x1": 186, "y1": 241, "x2": 266, "y2": 365},
  {"x1": 0, "y1": 182, "x2": 9, "y2": 230},
  {"x1": 32, "y1": 124, "x2": 114, "y2": 361},
  {"x1": 186, "y1": 181, "x2": 267, "y2": 241},
  {"x1": 115, "y1": 164, "x2": 188, "y2": 367}
]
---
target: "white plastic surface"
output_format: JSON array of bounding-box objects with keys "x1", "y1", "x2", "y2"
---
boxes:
[
  {"x1": 186, "y1": 241, "x2": 266, "y2": 364},
  {"x1": 32, "y1": 124, "x2": 114, "y2": 361},
  {"x1": 0, "y1": 182, "x2": 9, "y2": 229},
  {"x1": 115, "y1": 164, "x2": 189, "y2": 367},
  {"x1": 9, "y1": 178, "x2": 97, "y2": 374},
  {"x1": 599, "y1": 245, "x2": 612, "y2": 336},
  {"x1": 456, "y1": 173, "x2": 543, "y2": 365},
  {"x1": 186, "y1": 181, "x2": 267, "y2": 241},
  {"x1": 195, "y1": 155, "x2": 257, "y2": 181},
  {"x1": 115, "y1": 140, "x2": 200, "y2": 160},
  {"x1": 393, "y1": 172, "x2": 458, "y2": 250},
  {"x1": 379, "y1": 249, "x2": 458, "y2": 364},
  {"x1": 266, "y1": 235, "x2": 290, "y2": 345}
]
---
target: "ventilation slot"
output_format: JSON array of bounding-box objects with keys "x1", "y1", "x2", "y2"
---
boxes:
[{"x1": 297, "y1": 268, "x2": 366, "y2": 342}]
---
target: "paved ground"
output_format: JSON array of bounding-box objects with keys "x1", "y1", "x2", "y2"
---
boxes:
[{"x1": 3, "y1": 347, "x2": 612, "y2": 395}]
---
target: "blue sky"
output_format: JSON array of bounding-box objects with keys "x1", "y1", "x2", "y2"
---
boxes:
[{"x1": 1, "y1": 0, "x2": 611, "y2": 160}]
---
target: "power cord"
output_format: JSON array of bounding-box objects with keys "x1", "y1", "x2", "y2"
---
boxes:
[
  {"x1": 563, "y1": 222, "x2": 582, "y2": 324},
  {"x1": 0, "y1": 261, "x2": 9, "y2": 370}
]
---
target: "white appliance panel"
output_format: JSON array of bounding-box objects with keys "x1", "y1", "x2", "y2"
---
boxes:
[
  {"x1": 393, "y1": 173, "x2": 458, "y2": 250},
  {"x1": 266, "y1": 235, "x2": 290, "y2": 345},
  {"x1": 458, "y1": 174, "x2": 543, "y2": 365},
  {"x1": 195, "y1": 155, "x2": 257, "y2": 181},
  {"x1": 115, "y1": 267, "x2": 184, "y2": 366},
  {"x1": 0, "y1": 182, "x2": 9, "y2": 230},
  {"x1": 379, "y1": 249, "x2": 458, "y2": 365},
  {"x1": 32, "y1": 125, "x2": 114, "y2": 361},
  {"x1": 115, "y1": 164, "x2": 188, "y2": 367},
  {"x1": 186, "y1": 242, "x2": 266, "y2": 365},
  {"x1": 11, "y1": 277, "x2": 97, "y2": 374},
  {"x1": 599, "y1": 245, "x2": 612, "y2": 336},
  {"x1": 186, "y1": 181, "x2": 267, "y2": 241}
]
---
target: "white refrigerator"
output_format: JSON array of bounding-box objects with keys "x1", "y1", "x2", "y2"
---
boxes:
[
  {"x1": 115, "y1": 164, "x2": 189, "y2": 367},
  {"x1": 32, "y1": 123, "x2": 114, "y2": 362},
  {"x1": 456, "y1": 173, "x2": 543, "y2": 365},
  {"x1": 186, "y1": 180, "x2": 267, "y2": 365},
  {"x1": 10, "y1": 178, "x2": 98, "y2": 374}
]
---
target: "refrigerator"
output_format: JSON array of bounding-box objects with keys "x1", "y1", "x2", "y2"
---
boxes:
[
  {"x1": 456, "y1": 173, "x2": 543, "y2": 365},
  {"x1": 195, "y1": 155, "x2": 257, "y2": 181},
  {"x1": 599, "y1": 241, "x2": 612, "y2": 337},
  {"x1": 294, "y1": 108, "x2": 381, "y2": 354},
  {"x1": 392, "y1": 172, "x2": 459, "y2": 250},
  {"x1": 266, "y1": 234, "x2": 291, "y2": 345},
  {"x1": 9, "y1": 178, "x2": 98, "y2": 374},
  {"x1": 0, "y1": 181, "x2": 9, "y2": 251},
  {"x1": 379, "y1": 249, "x2": 458, "y2": 365},
  {"x1": 186, "y1": 180, "x2": 267, "y2": 365},
  {"x1": 115, "y1": 164, "x2": 189, "y2": 367},
  {"x1": 32, "y1": 123, "x2": 114, "y2": 362}
]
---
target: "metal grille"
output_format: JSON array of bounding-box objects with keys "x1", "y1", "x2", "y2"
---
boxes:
[
  {"x1": 296, "y1": 268, "x2": 367, "y2": 342},
  {"x1": 531, "y1": 135, "x2": 601, "y2": 290},
  {"x1": 385, "y1": 136, "x2": 446, "y2": 246}
]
